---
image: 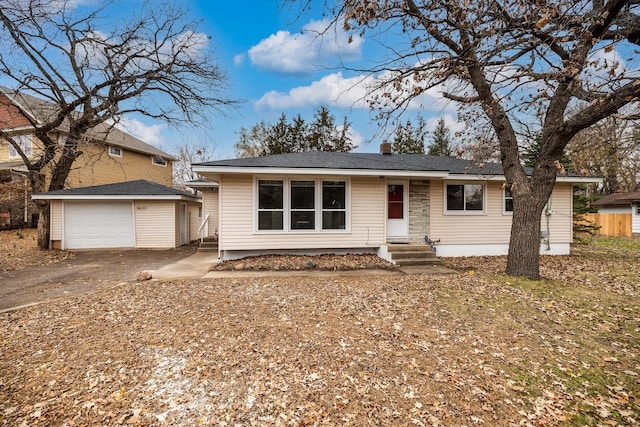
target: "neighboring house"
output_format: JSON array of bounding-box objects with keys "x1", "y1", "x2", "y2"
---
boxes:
[
  {"x1": 592, "y1": 192, "x2": 640, "y2": 236},
  {"x1": 0, "y1": 88, "x2": 175, "y2": 226},
  {"x1": 191, "y1": 149, "x2": 600, "y2": 261},
  {"x1": 32, "y1": 180, "x2": 201, "y2": 250}
]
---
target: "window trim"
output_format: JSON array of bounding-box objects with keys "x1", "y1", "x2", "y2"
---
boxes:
[
  {"x1": 151, "y1": 156, "x2": 167, "y2": 167},
  {"x1": 503, "y1": 186, "x2": 514, "y2": 215},
  {"x1": 253, "y1": 176, "x2": 350, "y2": 234},
  {"x1": 9, "y1": 134, "x2": 33, "y2": 158},
  {"x1": 443, "y1": 181, "x2": 487, "y2": 215},
  {"x1": 108, "y1": 146, "x2": 123, "y2": 157}
]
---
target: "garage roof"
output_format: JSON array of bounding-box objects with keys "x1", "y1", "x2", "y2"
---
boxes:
[{"x1": 32, "y1": 180, "x2": 200, "y2": 201}]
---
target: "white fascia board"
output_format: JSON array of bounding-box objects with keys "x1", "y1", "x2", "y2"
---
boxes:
[
  {"x1": 31, "y1": 194, "x2": 198, "y2": 201},
  {"x1": 191, "y1": 165, "x2": 450, "y2": 178},
  {"x1": 556, "y1": 176, "x2": 602, "y2": 183},
  {"x1": 186, "y1": 181, "x2": 219, "y2": 188},
  {"x1": 446, "y1": 174, "x2": 602, "y2": 183}
]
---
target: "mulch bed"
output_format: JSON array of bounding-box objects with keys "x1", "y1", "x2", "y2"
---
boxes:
[{"x1": 211, "y1": 253, "x2": 398, "y2": 271}]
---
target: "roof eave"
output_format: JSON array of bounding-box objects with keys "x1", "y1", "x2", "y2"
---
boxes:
[
  {"x1": 191, "y1": 165, "x2": 450, "y2": 178},
  {"x1": 31, "y1": 194, "x2": 200, "y2": 201}
]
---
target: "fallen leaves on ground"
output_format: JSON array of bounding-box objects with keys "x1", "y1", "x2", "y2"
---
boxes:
[
  {"x1": 1, "y1": 238, "x2": 639, "y2": 426},
  {"x1": 0, "y1": 229, "x2": 73, "y2": 272},
  {"x1": 212, "y1": 254, "x2": 397, "y2": 271}
]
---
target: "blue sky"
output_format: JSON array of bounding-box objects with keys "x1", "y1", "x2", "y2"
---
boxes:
[{"x1": 125, "y1": 0, "x2": 457, "y2": 160}]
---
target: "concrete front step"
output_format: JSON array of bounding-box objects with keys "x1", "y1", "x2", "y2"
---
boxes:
[
  {"x1": 394, "y1": 258, "x2": 442, "y2": 266},
  {"x1": 198, "y1": 238, "x2": 218, "y2": 253},
  {"x1": 387, "y1": 243, "x2": 441, "y2": 266},
  {"x1": 197, "y1": 247, "x2": 218, "y2": 253}
]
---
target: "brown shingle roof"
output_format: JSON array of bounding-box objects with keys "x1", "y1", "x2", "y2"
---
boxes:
[{"x1": 592, "y1": 192, "x2": 640, "y2": 207}]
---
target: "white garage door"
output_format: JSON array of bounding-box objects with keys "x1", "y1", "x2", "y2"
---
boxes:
[{"x1": 64, "y1": 201, "x2": 135, "y2": 249}]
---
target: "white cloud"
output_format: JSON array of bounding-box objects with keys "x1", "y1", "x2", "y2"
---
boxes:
[
  {"x1": 116, "y1": 117, "x2": 166, "y2": 147},
  {"x1": 255, "y1": 71, "x2": 454, "y2": 114},
  {"x1": 234, "y1": 53, "x2": 245, "y2": 66},
  {"x1": 248, "y1": 18, "x2": 363, "y2": 75}
]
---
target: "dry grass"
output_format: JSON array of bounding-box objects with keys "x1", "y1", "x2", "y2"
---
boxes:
[
  {"x1": 0, "y1": 229, "x2": 73, "y2": 272},
  {"x1": 1, "y1": 237, "x2": 639, "y2": 426}
]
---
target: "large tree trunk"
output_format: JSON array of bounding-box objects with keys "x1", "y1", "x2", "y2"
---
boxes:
[
  {"x1": 36, "y1": 200, "x2": 50, "y2": 250},
  {"x1": 506, "y1": 164, "x2": 557, "y2": 280}
]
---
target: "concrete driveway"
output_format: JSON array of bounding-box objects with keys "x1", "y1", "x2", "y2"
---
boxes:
[{"x1": 0, "y1": 246, "x2": 202, "y2": 312}]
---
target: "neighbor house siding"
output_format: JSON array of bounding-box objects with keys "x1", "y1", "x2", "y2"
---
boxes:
[
  {"x1": 430, "y1": 180, "x2": 574, "y2": 246},
  {"x1": 64, "y1": 144, "x2": 172, "y2": 188},
  {"x1": 218, "y1": 174, "x2": 385, "y2": 251},
  {"x1": 134, "y1": 200, "x2": 175, "y2": 248},
  {"x1": 633, "y1": 203, "x2": 640, "y2": 235},
  {"x1": 596, "y1": 206, "x2": 629, "y2": 214}
]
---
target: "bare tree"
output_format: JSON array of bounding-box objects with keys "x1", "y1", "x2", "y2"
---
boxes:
[
  {"x1": 295, "y1": 0, "x2": 640, "y2": 279},
  {"x1": 173, "y1": 140, "x2": 218, "y2": 190},
  {"x1": 0, "y1": 0, "x2": 235, "y2": 248},
  {"x1": 567, "y1": 116, "x2": 640, "y2": 194}
]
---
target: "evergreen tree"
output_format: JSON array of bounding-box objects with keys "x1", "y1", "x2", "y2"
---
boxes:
[
  {"x1": 266, "y1": 114, "x2": 292, "y2": 155},
  {"x1": 233, "y1": 106, "x2": 353, "y2": 157},
  {"x1": 427, "y1": 118, "x2": 453, "y2": 156},
  {"x1": 391, "y1": 115, "x2": 427, "y2": 154}
]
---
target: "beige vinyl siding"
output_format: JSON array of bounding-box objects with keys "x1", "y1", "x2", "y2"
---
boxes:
[
  {"x1": 201, "y1": 189, "x2": 219, "y2": 238},
  {"x1": 546, "y1": 183, "x2": 573, "y2": 243},
  {"x1": 219, "y1": 174, "x2": 385, "y2": 251},
  {"x1": 174, "y1": 202, "x2": 181, "y2": 247},
  {"x1": 188, "y1": 202, "x2": 200, "y2": 242},
  {"x1": 134, "y1": 200, "x2": 176, "y2": 248},
  {"x1": 430, "y1": 180, "x2": 574, "y2": 245},
  {"x1": 50, "y1": 200, "x2": 62, "y2": 240},
  {"x1": 64, "y1": 144, "x2": 172, "y2": 188}
]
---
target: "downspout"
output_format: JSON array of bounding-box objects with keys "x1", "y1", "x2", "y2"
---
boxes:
[{"x1": 545, "y1": 197, "x2": 552, "y2": 251}]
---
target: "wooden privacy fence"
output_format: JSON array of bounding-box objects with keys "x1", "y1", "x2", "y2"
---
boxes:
[{"x1": 582, "y1": 213, "x2": 632, "y2": 237}]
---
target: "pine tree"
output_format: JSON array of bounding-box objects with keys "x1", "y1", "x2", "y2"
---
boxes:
[
  {"x1": 427, "y1": 118, "x2": 453, "y2": 156},
  {"x1": 391, "y1": 116, "x2": 427, "y2": 154}
]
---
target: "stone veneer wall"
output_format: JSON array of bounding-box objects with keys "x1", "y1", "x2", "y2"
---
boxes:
[{"x1": 408, "y1": 180, "x2": 430, "y2": 243}]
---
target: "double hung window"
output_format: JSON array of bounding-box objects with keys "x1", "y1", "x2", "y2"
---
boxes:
[
  {"x1": 322, "y1": 181, "x2": 346, "y2": 230},
  {"x1": 9, "y1": 134, "x2": 33, "y2": 158},
  {"x1": 258, "y1": 180, "x2": 284, "y2": 230},
  {"x1": 504, "y1": 187, "x2": 514, "y2": 213},
  {"x1": 257, "y1": 179, "x2": 347, "y2": 231},
  {"x1": 291, "y1": 181, "x2": 315, "y2": 230}
]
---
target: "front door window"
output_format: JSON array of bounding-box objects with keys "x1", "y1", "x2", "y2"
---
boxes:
[{"x1": 388, "y1": 184, "x2": 404, "y2": 219}]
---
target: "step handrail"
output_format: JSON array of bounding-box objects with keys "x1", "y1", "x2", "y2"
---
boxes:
[{"x1": 198, "y1": 213, "x2": 210, "y2": 243}]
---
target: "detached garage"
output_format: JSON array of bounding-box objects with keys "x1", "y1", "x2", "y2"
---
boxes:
[{"x1": 32, "y1": 180, "x2": 201, "y2": 250}]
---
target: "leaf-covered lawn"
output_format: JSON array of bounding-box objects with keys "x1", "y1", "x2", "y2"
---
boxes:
[{"x1": 1, "y1": 238, "x2": 639, "y2": 426}]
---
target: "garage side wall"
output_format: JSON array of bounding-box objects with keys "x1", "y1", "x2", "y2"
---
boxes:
[
  {"x1": 134, "y1": 200, "x2": 176, "y2": 248},
  {"x1": 50, "y1": 200, "x2": 63, "y2": 249}
]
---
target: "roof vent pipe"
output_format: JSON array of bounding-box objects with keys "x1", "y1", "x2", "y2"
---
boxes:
[{"x1": 380, "y1": 141, "x2": 392, "y2": 155}]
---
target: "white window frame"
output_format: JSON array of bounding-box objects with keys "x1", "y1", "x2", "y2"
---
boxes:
[
  {"x1": 253, "y1": 176, "x2": 350, "y2": 234},
  {"x1": 152, "y1": 156, "x2": 167, "y2": 167},
  {"x1": 108, "y1": 146, "x2": 122, "y2": 157},
  {"x1": 503, "y1": 186, "x2": 514, "y2": 215},
  {"x1": 9, "y1": 134, "x2": 33, "y2": 158},
  {"x1": 444, "y1": 181, "x2": 486, "y2": 215}
]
